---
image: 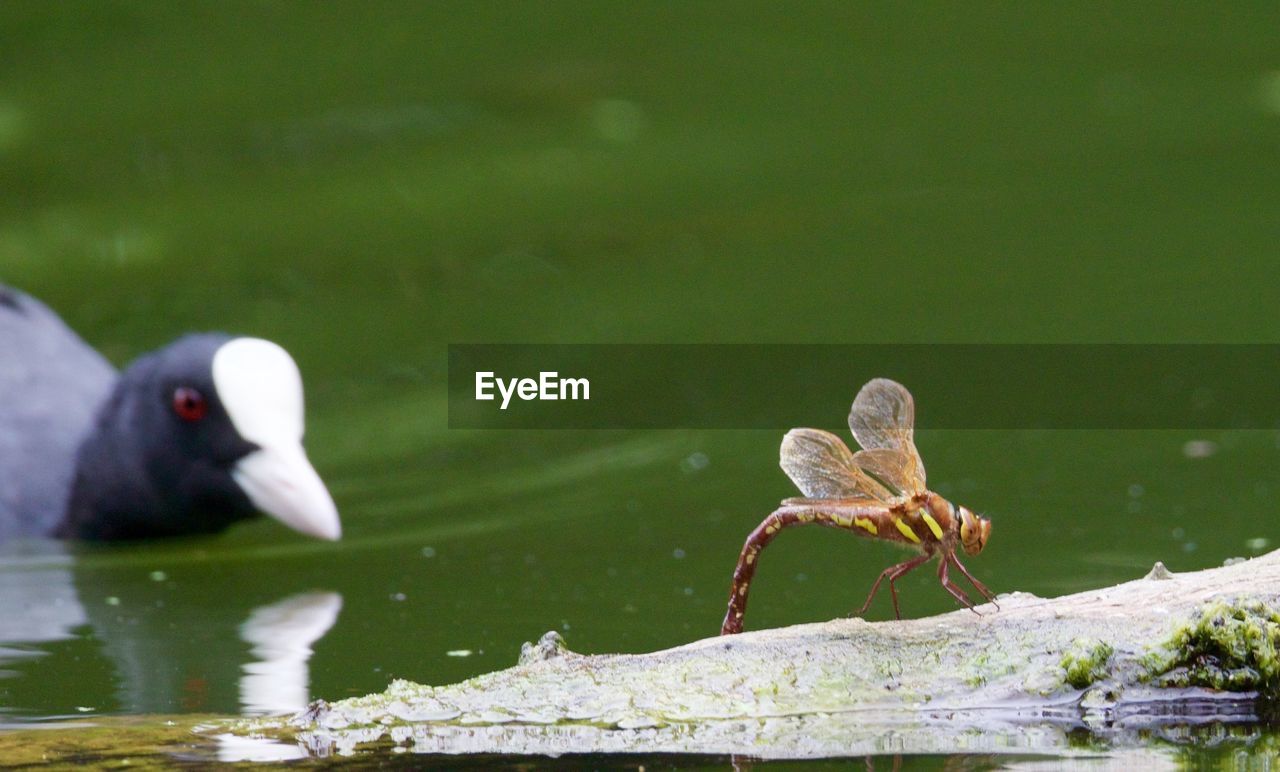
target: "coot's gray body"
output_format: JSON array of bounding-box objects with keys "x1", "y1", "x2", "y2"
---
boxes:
[
  {"x1": 0, "y1": 284, "x2": 341, "y2": 542},
  {"x1": 0, "y1": 287, "x2": 116, "y2": 539}
]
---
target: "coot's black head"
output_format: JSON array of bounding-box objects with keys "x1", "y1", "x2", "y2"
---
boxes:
[{"x1": 59, "y1": 334, "x2": 341, "y2": 541}]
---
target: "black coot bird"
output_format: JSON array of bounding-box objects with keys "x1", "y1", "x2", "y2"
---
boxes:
[{"x1": 0, "y1": 285, "x2": 341, "y2": 542}]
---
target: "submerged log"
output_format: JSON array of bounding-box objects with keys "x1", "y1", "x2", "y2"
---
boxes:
[{"x1": 235, "y1": 550, "x2": 1280, "y2": 759}]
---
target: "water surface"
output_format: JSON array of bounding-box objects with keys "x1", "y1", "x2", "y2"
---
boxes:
[{"x1": 1, "y1": 2, "x2": 1278, "y2": 765}]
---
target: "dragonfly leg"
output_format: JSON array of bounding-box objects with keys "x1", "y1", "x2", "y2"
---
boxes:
[
  {"x1": 949, "y1": 553, "x2": 999, "y2": 610},
  {"x1": 937, "y1": 552, "x2": 980, "y2": 613},
  {"x1": 853, "y1": 553, "x2": 931, "y2": 620}
]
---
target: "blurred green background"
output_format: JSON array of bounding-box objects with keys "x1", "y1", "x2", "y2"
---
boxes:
[{"x1": 1, "y1": 0, "x2": 1278, "y2": 757}]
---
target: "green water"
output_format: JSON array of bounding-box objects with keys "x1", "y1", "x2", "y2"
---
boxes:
[{"x1": 2, "y1": 2, "x2": 1279, "y2": 764}]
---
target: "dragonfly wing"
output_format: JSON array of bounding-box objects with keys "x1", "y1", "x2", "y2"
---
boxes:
[
  {"x1": 852, "y1": 448, "x2": 925, "y2": 498},
  {"x1": 781, "y1": 495, "x2": 889, "y2": 512},
  {"x1": 780, "y1": 428, "x2": 895, "y2": 500},
  {"x1": 848, "y1": 379, "x2": 926, "y2": 492}
]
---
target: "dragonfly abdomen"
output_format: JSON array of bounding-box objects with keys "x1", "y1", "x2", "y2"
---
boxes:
[
  {"x1": 721, "y1": 497, "x2": 950, "y2": 635},
  {"x1": 775, "y1": 493, "x2": 955, "y2": 550}
]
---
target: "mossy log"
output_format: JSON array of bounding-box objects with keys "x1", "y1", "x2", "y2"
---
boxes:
[{"x1": 237, "y1": 551, "x2": 1280, "y2": 760}]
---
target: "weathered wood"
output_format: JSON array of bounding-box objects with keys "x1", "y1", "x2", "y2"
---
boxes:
[{"x1": 235, "y1": 551, "x2": 1280, "y2": 760}]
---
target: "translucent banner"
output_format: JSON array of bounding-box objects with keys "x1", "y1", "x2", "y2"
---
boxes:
[{"x1": 447, "y1": 344, "x2": 1280, "y2": 430}]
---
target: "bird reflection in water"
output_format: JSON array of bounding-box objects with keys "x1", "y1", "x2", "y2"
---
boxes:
[
  {"x1": 0, "y1": 542, "x2": 343, "y2": 721},
  {"x1": 238, "y1": 591, "x2": 342, "y2": 716}
]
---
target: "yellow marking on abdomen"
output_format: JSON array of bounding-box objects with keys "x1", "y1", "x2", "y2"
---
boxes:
[
  {"x1": 920, "y1": 512, "x2": 944, "y2": 540},
  {"x1": 853, "y1": 517, "x2": 878, "y2": 535},
  {"x1": 894, "y1": 518, "x2": 921, "y2": 544}
]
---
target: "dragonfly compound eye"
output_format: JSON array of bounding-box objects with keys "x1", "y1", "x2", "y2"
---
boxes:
[{"x1": 958, "y1": 508, "x2": 986, "y2": 555}]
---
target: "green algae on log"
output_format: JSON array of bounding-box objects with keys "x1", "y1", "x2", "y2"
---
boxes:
[
  {"x1": 1144, "y1": 599, "x2": 1280, "y2": 692},
  {"x1": 0, "y1": 715, "x2": 216, "y2": 767},
  {"x1": 236, "y1": 550, "x2": 1280, "y2": 759}
]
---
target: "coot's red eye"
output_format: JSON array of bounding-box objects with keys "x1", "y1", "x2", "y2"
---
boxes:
[{"x1": 172, "y1": 386, "x2": 208, "y2": 422}]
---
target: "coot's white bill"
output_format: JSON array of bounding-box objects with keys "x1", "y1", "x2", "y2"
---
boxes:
[{"x1": 215, "y1": 338, "x2": 341, "y2": 541}]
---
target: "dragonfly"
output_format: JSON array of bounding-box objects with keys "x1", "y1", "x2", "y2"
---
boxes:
[{"x1": 720, "y1": 378, "x2": 996, "y2": 635}]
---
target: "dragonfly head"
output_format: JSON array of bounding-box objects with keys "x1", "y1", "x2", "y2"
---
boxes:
[{"x1": 957, "y1": 506, "x2": 991, "y2": 556}]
